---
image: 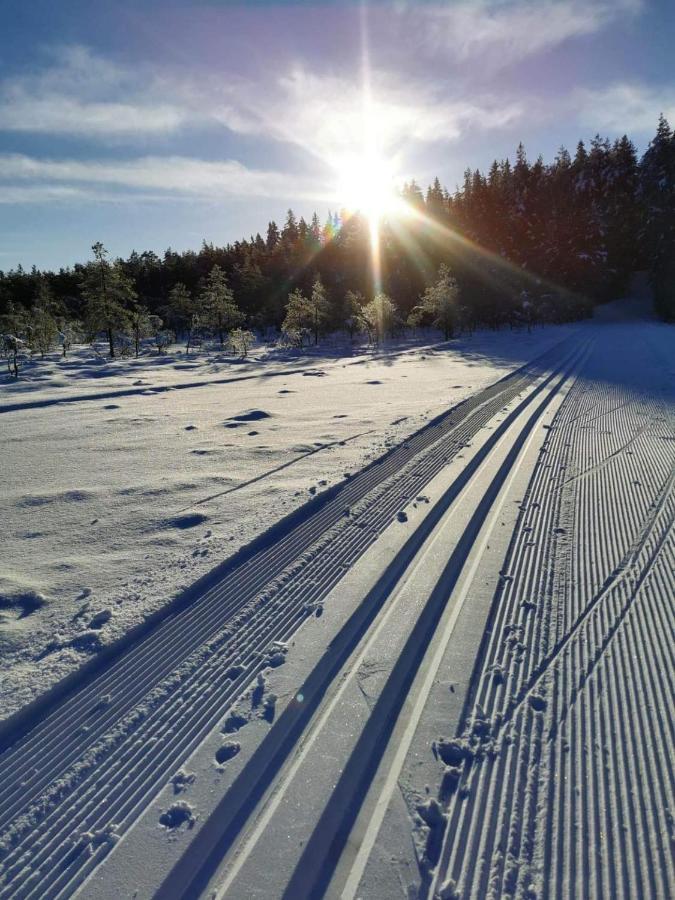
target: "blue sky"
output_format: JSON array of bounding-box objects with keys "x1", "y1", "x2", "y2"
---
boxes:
[{"x1": 1, "y1": 0, "x2": 673, "y2": 271}]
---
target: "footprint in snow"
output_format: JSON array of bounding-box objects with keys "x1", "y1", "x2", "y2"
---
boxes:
[
  {"x1": 88, "y1": 609, "x2": 112, "y2": 630},
  {"x1": 529, "y1": 694, "x2": 547, "y2": 712},
  {"x1": 171, "y1": 770, "x2": 195, "y2": 794},
  {"x1": 222, "y1": 711, "x2": 248, "y2": 733},
  {"x1": 215, "y1": 742, "x2": 240, "y2": 765},
  {"x1": 159, "y1": 801, "x2": 195, "y2": 830}
]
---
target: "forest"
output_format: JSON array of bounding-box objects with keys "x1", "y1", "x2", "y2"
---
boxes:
[{"x1": 1, "y1": 116, "x2": 674, "y2": 366}]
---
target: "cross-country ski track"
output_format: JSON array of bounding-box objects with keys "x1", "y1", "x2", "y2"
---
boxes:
[{"x1": 0, "y1": 317, "x2": 673, "y2": 900}]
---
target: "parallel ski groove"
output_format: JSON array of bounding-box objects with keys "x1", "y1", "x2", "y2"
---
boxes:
[
  {"x1": 430, "y1": 329, "x2": 674, "y2": 900},
  {"x1": 0, "y1": 341, "x2": 577, "y2": 899}
]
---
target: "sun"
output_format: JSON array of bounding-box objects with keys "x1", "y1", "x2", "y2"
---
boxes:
[{"x1": 335, "y1": 149, "x2": 402, "y2": 225}]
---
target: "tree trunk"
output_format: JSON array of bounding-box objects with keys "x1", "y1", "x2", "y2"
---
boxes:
[{"x1": 107, "y1": 327, "x2": 115, "y2": 358}]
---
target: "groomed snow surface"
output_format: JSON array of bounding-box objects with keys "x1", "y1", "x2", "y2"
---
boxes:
[
  {"x1": 0, "y1": 303, "x2": 673, "y2": 900},
  {"x1": 0, "y1": 325, "x2": 572, "y2": 718}
]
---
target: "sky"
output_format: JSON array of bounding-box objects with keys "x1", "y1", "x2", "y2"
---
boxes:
[{"x1": 0, "y1": 0, "x2": 674, "y2": 271}]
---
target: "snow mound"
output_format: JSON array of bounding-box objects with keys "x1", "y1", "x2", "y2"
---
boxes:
[
  {"x1": 165, "y1": 513, "x2": 208, "y2": 530},
  {"x1": 230, "y1": 409, "x2": 272, "y2": 422},
  {"x1": 0, "y1": 587, "x2": 47, "y2": 621}
]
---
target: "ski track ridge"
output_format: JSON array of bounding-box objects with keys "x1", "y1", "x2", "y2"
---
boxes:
[
  {"x1": 0, "y1": 339, "x2": 579, "y2": 899},
  {"x1": 427, "y1": 331, "x2": 674, "y2": 900}
]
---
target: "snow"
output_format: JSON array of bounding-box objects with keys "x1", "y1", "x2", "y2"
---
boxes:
[
  {"x1": 4, "y1": 300, "x2": 672, "y2": 900},
  {"x1": 0, "y1": 326, "x2": 574, "y2": 722}
]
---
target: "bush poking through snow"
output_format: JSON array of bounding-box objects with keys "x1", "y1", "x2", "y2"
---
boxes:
[{"x1": 229, "y1": 328, "x2": 255, "y2": 358}]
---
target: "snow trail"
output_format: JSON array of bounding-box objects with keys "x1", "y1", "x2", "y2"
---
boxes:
[
  {"x1": 0, "y1": 339, "x2": 577, "y2": 899},
  {"x1": 428, "y1": 323, "x2": 674, "y2": 900}
]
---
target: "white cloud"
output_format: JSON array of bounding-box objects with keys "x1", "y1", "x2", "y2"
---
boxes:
[
  {"x1": 409, "y1": 0, "x2": 642, "y2": 68},
  {"x1": 574, "y1": 82, "x2": 675, "y2": 134},
  {"x1": 0, "y1": 46, "x2": 530, "y2": 208},
  {"x1": 0, "y1": 96, "x2": 186, "y2": 138},
  {"x1": 0, "y1": 46, "x2": 191, "y2": 139},
  {"x1": 234, "y1": 66, "x2": 524, "y2": 169},
  {"x1": 0, "y1": 43, "x2": 524, "y2": 155},
  {"x1": 0, "y1": 153, "x2": 328, "y2": 202},
  {"x1": 0, "y1": 184, "x2": 95, "y2": 204}
]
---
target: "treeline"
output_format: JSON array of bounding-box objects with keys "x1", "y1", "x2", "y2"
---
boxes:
[{"x1": 1, "y1": 117, "x2": 673, "y2": 367}]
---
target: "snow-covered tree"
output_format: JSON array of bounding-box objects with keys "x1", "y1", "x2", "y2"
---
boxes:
[
  {"x1": 281, "y1": 276, "x2": 330, "y2": 346},
  {"x1": 129, "y1": 305, "x2": 163, "y2": 357},
  {"x1": 341, "y1": 289, "x2": 365, "y2": 339},
  {"x1": 198, "y1": 265, "x2": 243, "y2": 346},
  {"x1": 411, "y1": 265, "x2": 460, "y2": 339},
  {"x1": 26, "y1": 305, "x2": 59, "y2": 358},
  {"x1": 362, "y1": 292, "x2": 399, "y2": 344},
  {"x1": 229, "y1": 327, "x2": 255, "y2": 358},
  {"x1": 281, "y1": 288, "x2": 312, "y2": 347}
]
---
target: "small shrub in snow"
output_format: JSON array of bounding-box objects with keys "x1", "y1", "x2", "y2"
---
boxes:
[
  {"x1": 229, "y1": 327, "x2": 255, "y2": 358},
  {"x1": 361, "y1": 292, "x2": 400, "y2": 344},
  {"x1": 2, "y1": 334, "x2": 28, "y2": 378},
  {"x1": 155, "y1": 329, "x2": 172, "y2": 354}
]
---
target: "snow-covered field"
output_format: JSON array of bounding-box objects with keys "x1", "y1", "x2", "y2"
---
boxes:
[
  {"x1": 0, "y1": 303, "x2": 673, "y2": 900},
  {"x1": 0, "y1": 326, "x2": 572, "y2": 717}
]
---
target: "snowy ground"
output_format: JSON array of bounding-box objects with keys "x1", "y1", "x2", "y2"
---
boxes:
[
  {"x1": 1, "y1": 304, "x2": 672, "y2": 900},
  {"x1": 0, "y1": 325, "x2": 573, "y2": 718}
]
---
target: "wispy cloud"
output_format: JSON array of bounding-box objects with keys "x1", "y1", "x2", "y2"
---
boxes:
[
  {"x1": 0, "y1": 184, "x2": 97, "y2": 204},
  {"x1": 0, "y1": 153, "x2": 327, "y2": 202},
  {"x1": 574, "y1": 82, "x2": 675, "y2": 134},
  {"x1": 0, "y1": 44, "x2": 524, "y2": 152},
  {"x1": 0, "y1": 46, "x2": 190, "y2": 139},
  {"x1": 0, "y1": 45, "x2": 530, "y2": 205},
  {"x1": 408, "y1": 0, "x2": 642, "y2": 69},
  {"x1": 252, "y1": 67, "x2": 524, "y2": 163}
]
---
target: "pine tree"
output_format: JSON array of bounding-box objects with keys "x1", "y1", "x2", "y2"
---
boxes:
[
  {"x1": 640, "y1": 115, "x2": 675, "y2": 319},
  {"x1": 26, "y1": 277, "x2": 59, "y2": 358},
  {"x1": 198, "y1": 265, "x2": 242, "y2": 346},
  {"x1": 281, "y1": 288, "x2": 312, "y2": 347},
  {"x1": 282, "y1": 210, "x2": 299, "y2": 245},
  {"x1": 26, "y1": 305, "x2": 58, "y2": 358},
  {"x1": 80, "y1": 242, "x2": 136, "y2": 358},
  {"x1": 341, "y1": 289, "x2": 365, "y2": 339},
  {"x1": 129, "y1": 305, "x2": 162, "y2": 357}
]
